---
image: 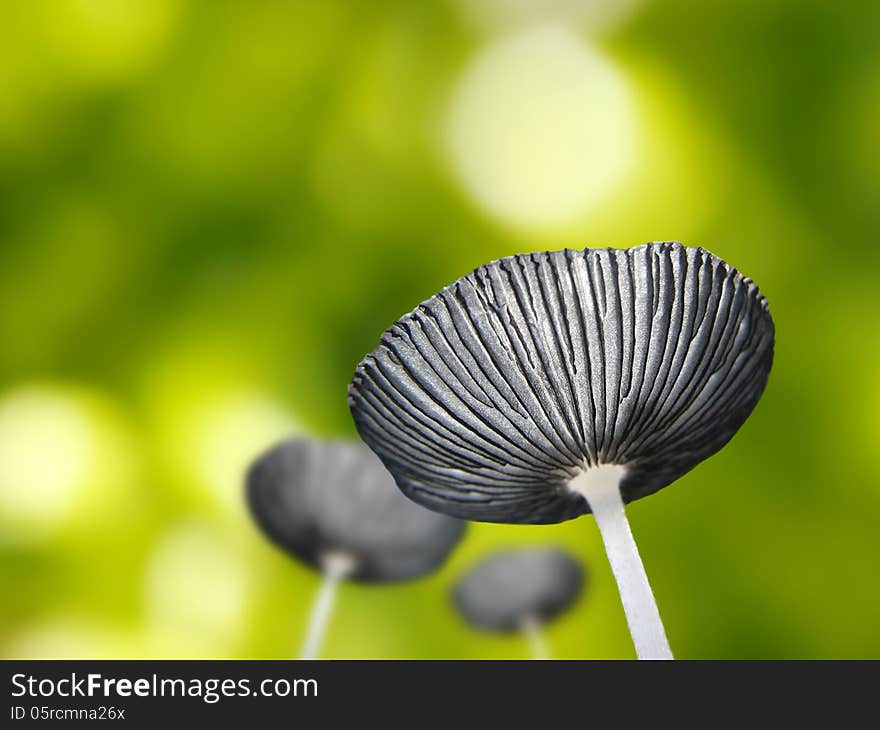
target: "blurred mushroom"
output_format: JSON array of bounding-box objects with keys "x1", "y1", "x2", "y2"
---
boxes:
[
  {"x1": 246, "y1": 437, "x2": 466, "y2": 659},
  {"x1": 452, "y1": 548, "x2": 584, "y2": 659},
  {"x1": 349, "y1": 242, "x2": 774, "y2": 659}
]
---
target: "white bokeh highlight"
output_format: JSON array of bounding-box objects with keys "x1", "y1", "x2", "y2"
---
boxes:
[
  {"x1": 0, "y1": 387, "x2": 95, "y2": 541},
  {"x1": 445, "y1": 25, "x2": 637, "y2": 229}
]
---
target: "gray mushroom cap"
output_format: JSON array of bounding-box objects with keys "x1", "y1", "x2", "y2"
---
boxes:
[
  {"x1": 349, "y1": 242, "x2": 775, "y2": 524},
  {"x1": 246, "y1": 438, "x2": 466, "y2": 583},
  {"x1": 452, "y1": 548, "x2": 584, "y2": 632}
]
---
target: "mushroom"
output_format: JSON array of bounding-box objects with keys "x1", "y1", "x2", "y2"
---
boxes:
[
  {"x1": 452, "y1": 548, "x2": 584, "y2": 659},
  {"x1": 246, "y1": 437, "x2": 467, "y2": 659},
  {"x1": 348, "y1": 242, "x2": 774, "y2": 659}
]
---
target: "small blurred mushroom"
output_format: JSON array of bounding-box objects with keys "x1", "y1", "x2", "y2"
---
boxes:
[
  {"x1": 452, "y1": 548, "x2": 584, "y2": 659},
  {"x1": 349, "y1": 242, "x2": 774, "y2": 659},
  {"x1": 246, "y1": 437, "x2": 466, "y2": 659}
]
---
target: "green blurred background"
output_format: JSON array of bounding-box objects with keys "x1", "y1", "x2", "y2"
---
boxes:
[{"x1": 1, "y1": 0, "x2": 879, "y2": 659}]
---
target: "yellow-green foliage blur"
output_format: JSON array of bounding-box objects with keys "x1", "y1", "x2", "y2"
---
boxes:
[{"x1": 1, "y1": 0, "x2": 879, "y2": 658}]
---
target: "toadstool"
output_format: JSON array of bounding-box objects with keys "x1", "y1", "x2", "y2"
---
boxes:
[
  {"x1": 452, "y1": 548, "x2": 584, "y2": 659},
  {"x1": 348, "y1": 242, "x2": 774, "y2": 659},
  {"x1": 246, "y1": 437, "x2": 466, "y2": 658}
]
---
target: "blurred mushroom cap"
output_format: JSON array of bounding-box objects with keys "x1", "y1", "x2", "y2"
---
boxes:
[
  {"x1": 349, "y1": 242, "x2": 774, "y2": 524},
  {"x1": 452, "y1": 548, "x2": 584, "y2": 632},
  {"x1": 246, "y1": 438, "x2": 466, "y2": 582}
]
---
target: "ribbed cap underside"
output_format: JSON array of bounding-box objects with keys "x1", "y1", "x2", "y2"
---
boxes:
[{"x1": 349, "y1": 242, "x2": 775, "y2": 524}]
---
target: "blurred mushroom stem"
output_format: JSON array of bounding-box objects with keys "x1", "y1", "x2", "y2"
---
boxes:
[
  {"x1": 519, "y1": 614, "x2": 549, "y2": 660},
  {"x1": 299, "y1": 551, "x2": 356, "y2": 660},
  {"x1": 569, "y1": 466, "x2": 673, "y2": 660}
]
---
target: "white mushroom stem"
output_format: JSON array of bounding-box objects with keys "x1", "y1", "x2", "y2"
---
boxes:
[
  {"x1": 299, "y1": 552, "x2": 356, "y2": 660},
  {"x1": 519, "y1": 614, "x2": 549, "y2": 660},
  {"x1": 568, "y1": 466, "x2": 673, "y2": 660}
]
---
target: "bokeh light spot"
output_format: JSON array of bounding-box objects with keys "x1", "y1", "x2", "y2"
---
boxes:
[
  {"x1": 445, "y1": 25, "x2": 637, "y2": 229},
  {"x1": 0, "y1": 387, "x2": 95, "y2": 539},
  {"x1": 144, "y1": 522, "x2": 251, "y2": 658},
  {"x1": 0, "y1": 384, "x2": 138, "y2": 545},
  {"x1": 139, "y1": 338, "x2": 300, "y2": 518},
  {"x1": 192, "y1": 392, "x2": 300, "y2": 516}
]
